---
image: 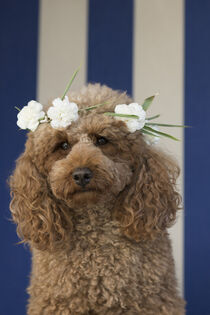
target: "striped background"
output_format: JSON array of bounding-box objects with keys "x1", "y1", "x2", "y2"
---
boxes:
[{"x1": 1, "y1": 1, "x2": 209, "y2": 314}]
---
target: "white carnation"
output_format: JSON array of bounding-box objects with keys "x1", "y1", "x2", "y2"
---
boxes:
[
  {"x1": 47, "y1": 96, "x2": 79, "y2": 129},
  {"x1": 114, "y1": 103, "x2": 146, "y2": 132},
  {"x1": 17, "y1": 100, "x2": 45, "y2": 132}
]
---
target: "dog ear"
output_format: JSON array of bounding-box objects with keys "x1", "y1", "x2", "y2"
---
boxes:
[
  {"x1": 115, "y1": 148, "x2": 181, "y2": 241},
  {"x1": 9, "y1": 140, "x2": 72, "y2": 251}
]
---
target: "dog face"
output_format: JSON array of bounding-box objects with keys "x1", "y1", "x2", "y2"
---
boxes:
[
  {"x1": 32, "y1": 113, "x2": 140, "y2": 209},
  {"x1": 9, "y1": 84, "x2": 181, "y2": 251}
]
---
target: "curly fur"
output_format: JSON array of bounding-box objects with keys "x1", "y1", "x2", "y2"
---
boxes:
[{"x1": 9, "y1": 84, "x2": 185, "y2": 314}]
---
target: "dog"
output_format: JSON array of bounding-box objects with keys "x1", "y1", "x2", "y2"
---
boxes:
[{"x1": 9, "y1": 84, "x2": 185, "y2": 314}]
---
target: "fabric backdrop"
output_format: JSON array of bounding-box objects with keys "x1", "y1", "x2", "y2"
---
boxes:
[{"x1": 0, "y1": 1, "x2": 209, "y2": 314}]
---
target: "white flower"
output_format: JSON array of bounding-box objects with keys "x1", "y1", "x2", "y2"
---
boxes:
[
  {"x1": 144, "y1": 125, "x2": 160, "y2": 145},
  {"x1": 47, "y1": 96, "x2": 79, "y2": 129},
  {"x1": 114, "y1": 103, "x2": 146, "y2": 133},
  {"x1": 17, "y1": 100, "x2": 45, "y2": 132}
]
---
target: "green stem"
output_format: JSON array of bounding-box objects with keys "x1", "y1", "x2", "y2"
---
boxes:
[
  {"x1": 146, "y1": 122, "x2": 189, "y2": 128},
  {"x1": 38, "y1": 116, "x2": 47, "y2": 122},
  {"x1": 141, "y1": 129, "x2": 160, "y2": 137},
  {"x1": 143, "y1": 126, "x2": 179, "y2": 141},
  {"x1": 146, "y1": 114, "x2": 160, "y2": 121},
  {"x1": 61, "y1": 66, "x2": 80, "y2": 100},
  {"x1": 79, "y1": 101, "x2": 109, "y2": 112},
  {"x1": 104, "y1": 112, "x2": 139, "y2": 119}
]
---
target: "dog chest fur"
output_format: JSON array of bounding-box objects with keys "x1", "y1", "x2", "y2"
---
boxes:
[{"x1": 27, "y1": 208, "x2": 183, "y2": 314}]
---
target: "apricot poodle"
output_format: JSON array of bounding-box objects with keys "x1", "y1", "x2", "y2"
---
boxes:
[{"x1": 9, "y1": 84, "x2": 185, "y2": 314}]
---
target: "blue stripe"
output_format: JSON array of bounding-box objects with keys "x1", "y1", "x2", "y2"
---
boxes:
[
  {"x1": 185, "y1": 1, "x2": 210, "y2": 314},
  {"x1": 0, "y1": 1, "x2": 39, "y2": 314},
  {"x1": 87, "y1": 0, "x2": 134, "y2": 96}
]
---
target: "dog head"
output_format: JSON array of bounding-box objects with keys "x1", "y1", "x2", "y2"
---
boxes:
[{"x1": 9, "y1": 84, "x2": 181, "y2": 251}]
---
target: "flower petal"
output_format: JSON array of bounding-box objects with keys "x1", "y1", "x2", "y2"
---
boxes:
[
  {"x1": 16, "y1": 100, "x2": 45, "y2": 131},
  {"x1": 114, "y1": 102, "x2": 146, "y2": 132},
  {"x1": 47, "y1": 97, "x2": 79, "y2": 129}
]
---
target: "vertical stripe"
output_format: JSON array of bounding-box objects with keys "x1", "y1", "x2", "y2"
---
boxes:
[
  {"x1": 133, "y1": 0, "x2": 184, "y2": 294},
  {"x1": 0, "y1": 1, "x2": 39, "y2": 314},
  {"x1": 38, "y1": 0, "x2": 88, "y2": 104},
  {"x1": 185, "y1": 1, "x2": 210, "y2": 314},
  {"x1": 87, "y1": 0, "x2": 133, "y2": 96}
]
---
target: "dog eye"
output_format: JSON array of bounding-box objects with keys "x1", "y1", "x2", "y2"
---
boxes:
[
  {"x1": 60, "y1": 142, "x2": 70, "y2": 150},
  {"x1": 96, "y1": 136, "x2": 108, "y2": 146}
]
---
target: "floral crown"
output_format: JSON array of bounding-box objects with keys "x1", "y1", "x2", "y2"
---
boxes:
[{"x1": 16, "y1": 68, "x2": 186, "y2": 143}]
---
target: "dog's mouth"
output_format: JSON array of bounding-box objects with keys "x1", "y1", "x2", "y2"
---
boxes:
[
  {"x1": 66, "y1": 186, "x2": 108, "y2": 208},
  {"x1": 73, "y1": 188, "x2": 98, "y2": 194}
]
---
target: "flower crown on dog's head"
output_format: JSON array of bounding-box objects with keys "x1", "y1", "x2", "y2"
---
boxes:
[{"x1": 16, "y1": 67, "x2": 186, "y2": 143}]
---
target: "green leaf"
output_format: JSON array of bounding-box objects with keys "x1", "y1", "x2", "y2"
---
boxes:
[
  {"x1": 143, "y1": 126, "x2": 179, "y2": 141},
  {"x1": 146, "y1": 122, "x2": 189, "y2": 128},
  {"x1": 80, "y1": 101, "x2": 109, "y2": 111},
  {"x1": 142, "y1": 94, "x2": 157, "y2": 111},
  {"x1": 146, "y1": 114, "x2": 160, "y2": 121},
  {"x1": 104, "y1": 112, "x2": 139, "y2": 119},
  {"x1": 141, "y1": 129, "x2": 160, "y2": 137},
  {"x1": 61, "y1": 66, "x2": 80, "y2": 100}
]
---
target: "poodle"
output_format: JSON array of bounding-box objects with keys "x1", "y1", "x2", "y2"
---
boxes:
[{"x1": 9, "y1": 84, "x2": 185, "y2": 314}]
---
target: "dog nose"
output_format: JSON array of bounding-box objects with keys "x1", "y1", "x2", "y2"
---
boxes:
[{"x1": 72, "y1": 168, "x2": 93, "y2": 187}]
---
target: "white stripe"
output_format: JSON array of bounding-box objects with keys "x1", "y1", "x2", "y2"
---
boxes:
[
  {"x1": 133, "y1": 0, "x2": 184, "y2": 294},
  {"x1": 37, "y1": 0, "x2": 88, "y2": 104}
]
